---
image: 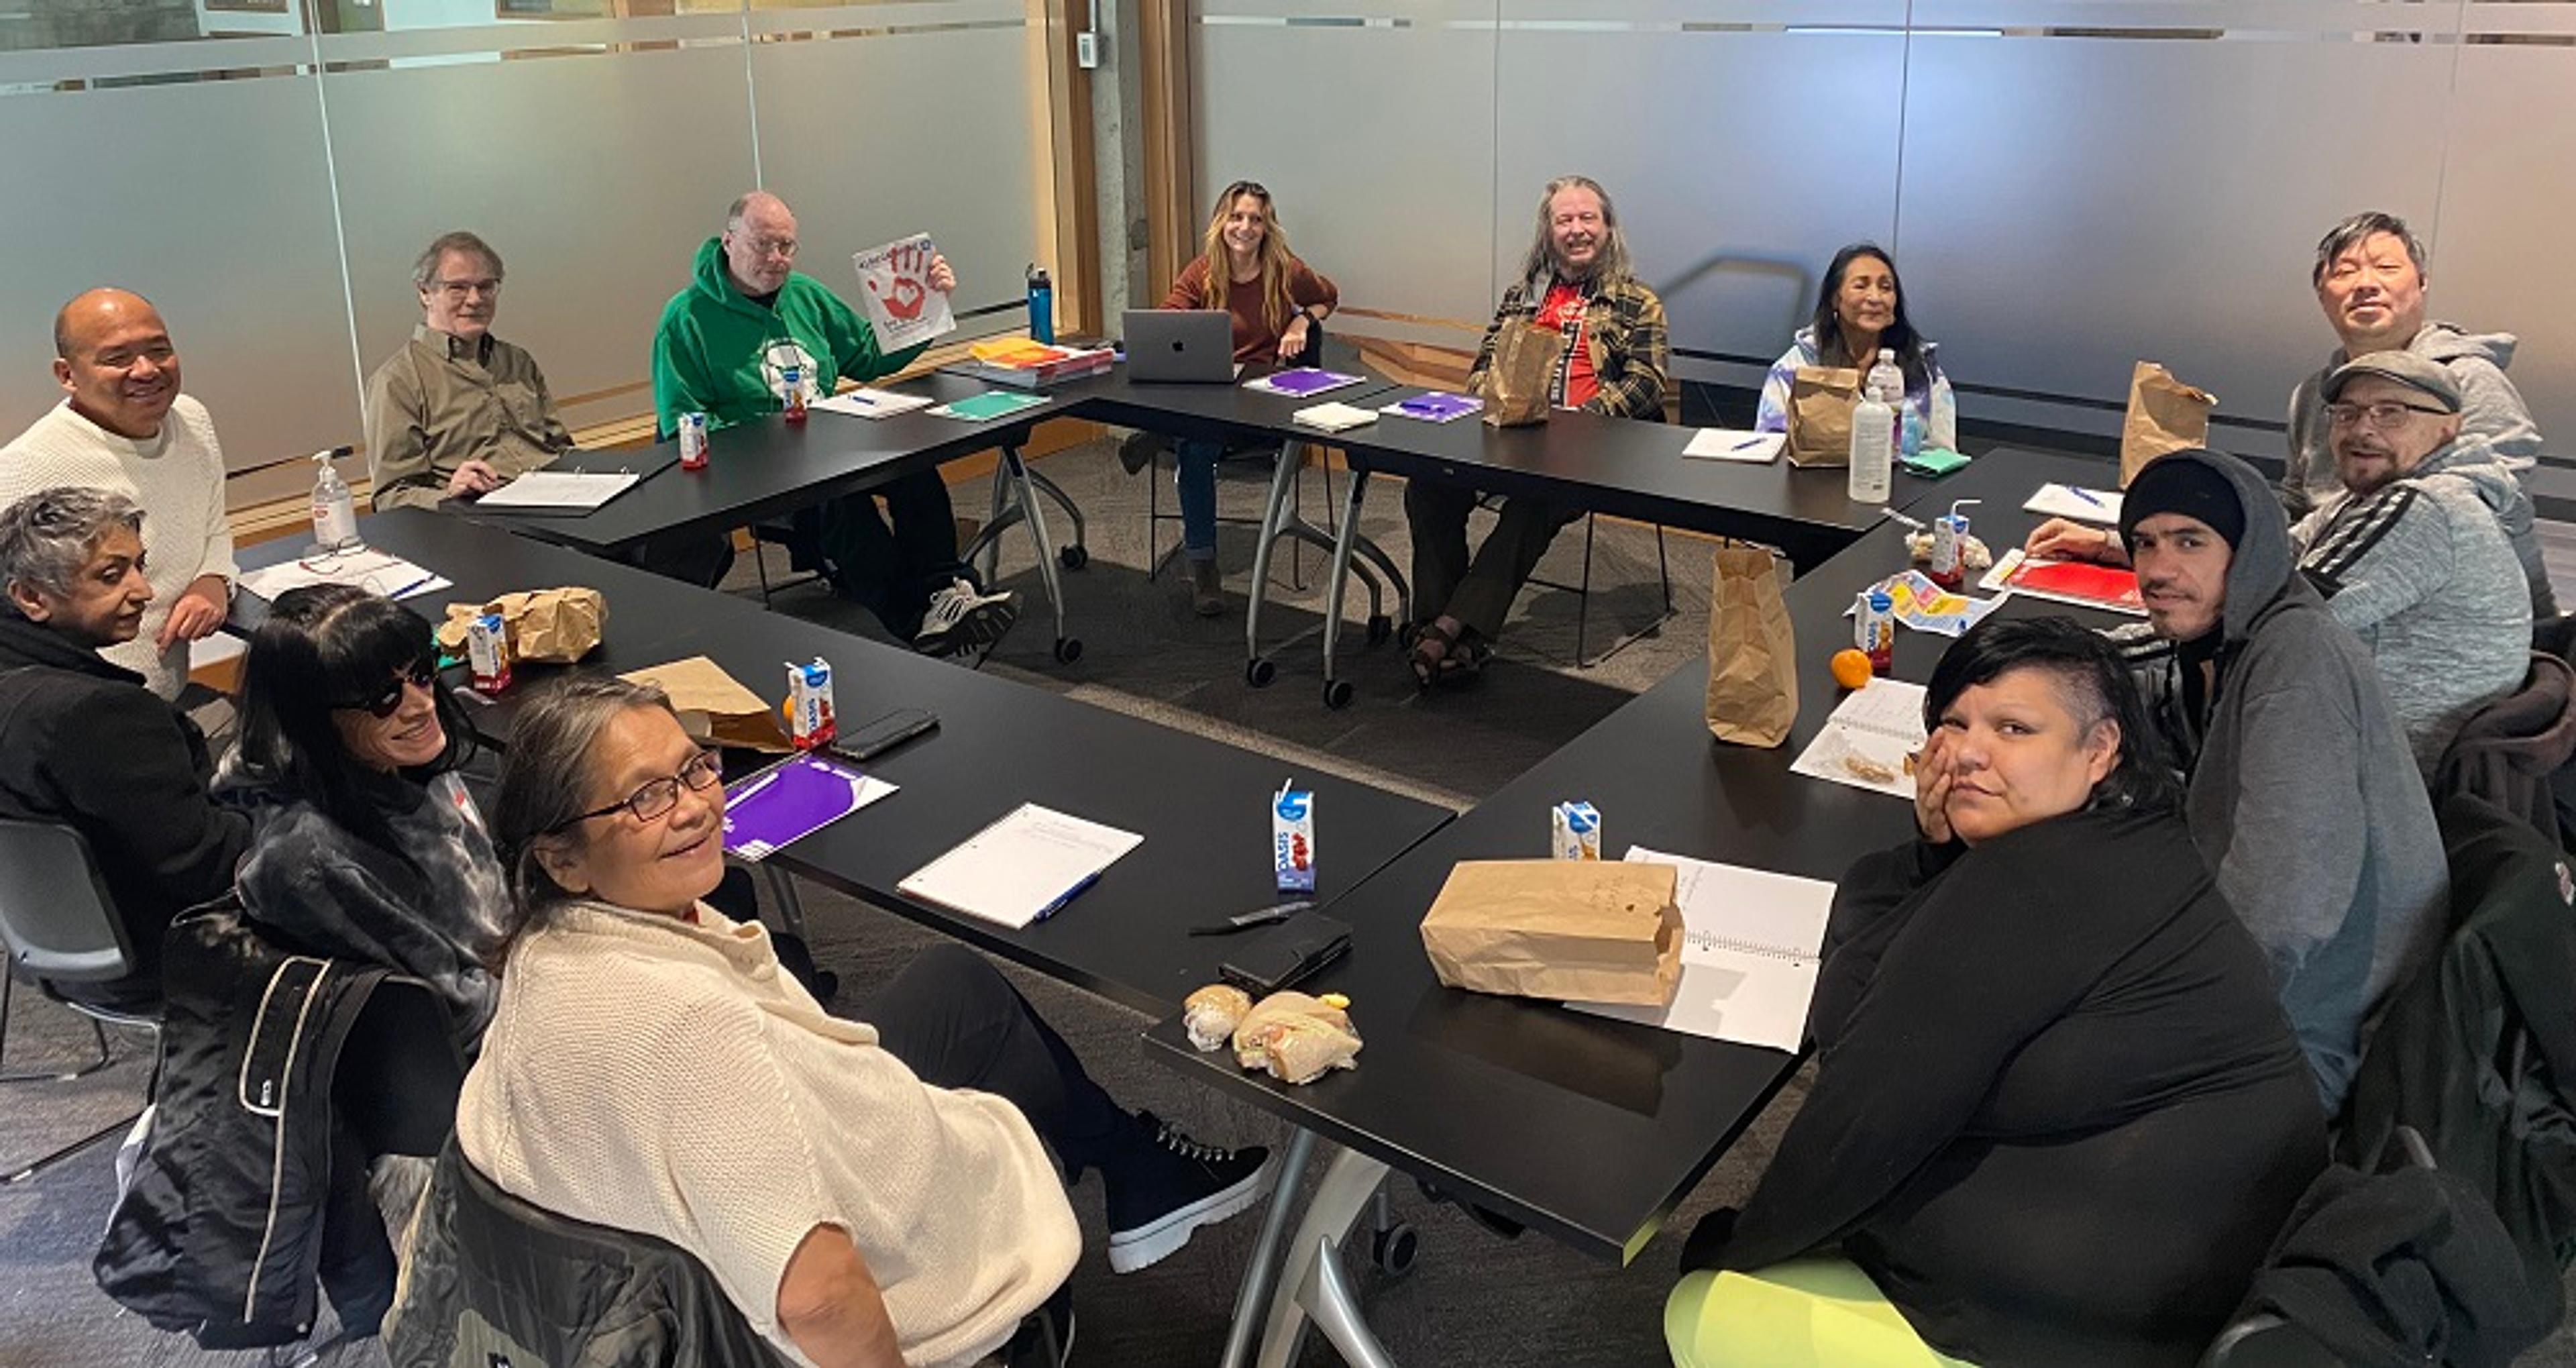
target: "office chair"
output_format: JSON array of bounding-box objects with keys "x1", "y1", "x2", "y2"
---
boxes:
[{"x1": 0, "y1": 817, "x2": 161, "y2": 1186}]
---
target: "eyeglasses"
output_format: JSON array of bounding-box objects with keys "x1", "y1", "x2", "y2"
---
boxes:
[
  {"x1": 431, "y1": 278, "x2": 500, "y2": 300},
  {"x1": 741, "y1": 235, "x2": 798, "y2": 260},
  {"x1": 2325, "y1": 401, "x2": 2449, "y2": 430},
  {"x1": 552, "y1": 750, "x2": 724, "y2": 832},
  {"x1": 331, "y1": 660, "x2": 437, "y2": 719}
]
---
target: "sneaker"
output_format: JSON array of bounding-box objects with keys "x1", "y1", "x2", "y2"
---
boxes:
[
  {"x1": 1187, "y1": 557, "x2": 1225, "y2": 618},
  {"x1": 1117, "y1": 431, "x2": 1167, "y2": 476},
  {"x1": 914, "y1": 578, "x2": 1018, "y2": 657},
  {"x1": 1104, "y1": 1112, "x2": 1275, "y2": 1273}
]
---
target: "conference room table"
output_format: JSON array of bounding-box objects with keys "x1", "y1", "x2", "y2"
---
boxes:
[
  {"x1": 230, "y1": 510, "x2": 1456, "y2": 1017},
  {"x1": 1142, "y1": 449, "x2": 2123, "y2": 1367}
]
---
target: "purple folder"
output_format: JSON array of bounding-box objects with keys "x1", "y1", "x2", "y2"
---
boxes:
[
  {"x1": 1391, "y1": 392, "x2": 1483, "y2": 422},
  {"x1": 722, "y1": 752, "x2": 888, "y2": 861},
  {"x1": 1257, "y1": 368, "x2": 1362, "y2": 397}
]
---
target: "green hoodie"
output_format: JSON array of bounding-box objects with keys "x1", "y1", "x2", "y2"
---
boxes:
[{"x1": 649, "y1": 237, "x2": 929, "y2": 439}]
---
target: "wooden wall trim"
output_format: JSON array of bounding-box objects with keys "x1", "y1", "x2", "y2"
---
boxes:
[
  {"x1": 1137, "y1": 0, "x2": 1197, "y2": 306},
  {"x1": 1034, "y1": 0, "x2": 1102, "y2": 336}
]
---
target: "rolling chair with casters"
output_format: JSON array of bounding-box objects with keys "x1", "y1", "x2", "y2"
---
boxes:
[
  {"x1": 964, "y1": 437, "x2": 1092, "y2": 664},
  {"x1": 0, "y1": 817, "x2": 162, "y2": 1186},
  {"x1": 2196, "y1": 1128, "x2": 2440, "y2": 1368}
]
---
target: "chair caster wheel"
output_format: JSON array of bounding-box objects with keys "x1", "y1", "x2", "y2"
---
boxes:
[
  {"x1": 1365, "y1": 614, "x2": 1393, "y2": 646},
  {"x1": 1371, "y1": 1222, "x2": 1419, "y2": 1278},
  {"x1": 1324, "y1": 679, "x2": 1354, "y2": 710},
  {"x1": 1247, "y1": 657, "x2": 1277, "y2": 687},
  {"x1": 1397, "y1": 621, "x2": 1420, "y2": 649},
  {"x1": 1059, "y1": 545, "x2": 1088, "y2": 570},
  {"x1": 1053, "y1": 637, "x2": 1083, "y2": 664}
]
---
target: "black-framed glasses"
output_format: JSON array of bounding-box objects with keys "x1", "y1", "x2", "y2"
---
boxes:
[
  {"x1": 331, "y1": 660, "x2": 437, "y2": 719},
  {"x1": 2325, "y1": 400, "x2": 2449, "y2": 429},
  {"x1": 553, "y1": 750, "x2": 724, "y2": 833}
]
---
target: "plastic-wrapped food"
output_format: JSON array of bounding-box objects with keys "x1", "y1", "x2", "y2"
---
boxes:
[
  {"x1": 1182, "y1": 984, "x2": 1254, "y2": 1052},
  {"x1": 1904, "y1": 529, "x2": 1990, "y2": 570},
  {"x1": 1231, "y1": 991, "x2": 1363, "y2": 1086}
]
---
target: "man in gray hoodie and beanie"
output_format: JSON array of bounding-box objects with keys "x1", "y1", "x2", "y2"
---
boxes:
[
  {"x1": 2282, "y1": 211, "x2": 2544, "y2": 519},
  {"x1": 2108, "y1": 450, "x2": 2445, "y2": 1115}
]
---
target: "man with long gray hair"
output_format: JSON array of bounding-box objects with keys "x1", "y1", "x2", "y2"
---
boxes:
[
  {"x1": 1403, "y1": 174, "x2": 1669, "y2": 684},
  {"x1": 0, "y1": 486, "x2": 249, "y2": 1011},
  {"x1": 2281, "y1": 210, "x2": 2543, "y2": 519}
]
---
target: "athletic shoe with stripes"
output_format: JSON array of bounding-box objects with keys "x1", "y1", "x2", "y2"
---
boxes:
[{"x1": 913, "y1": 578, "x2": 1018, "y2": 657}]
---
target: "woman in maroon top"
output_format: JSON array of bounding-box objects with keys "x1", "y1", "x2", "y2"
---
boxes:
[{"x1": 1124, "y1": 181, "x2": 1338, "y2": 616}]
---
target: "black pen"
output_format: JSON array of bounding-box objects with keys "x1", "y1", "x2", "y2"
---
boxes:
[{"x1": 1187, "y1": 900, "x2": 1314, "y2": 936}]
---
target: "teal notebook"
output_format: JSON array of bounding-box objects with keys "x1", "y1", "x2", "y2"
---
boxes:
[{"x1": 930, "y1": 390, "x2": 1051, "y2": 423}]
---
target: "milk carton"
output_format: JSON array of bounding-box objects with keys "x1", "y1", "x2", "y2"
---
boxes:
[
  {"x1": 1552, "y1": 800, "x2": 1601, "y2": 860},
  {"x1": 1273, "y1": 784, "x2": 1316, "y2": 893},
  {"x1": 786, "y1": 657, "x2": 837, "y2": 749}
]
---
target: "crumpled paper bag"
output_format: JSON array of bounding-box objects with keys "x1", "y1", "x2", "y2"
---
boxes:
[
  {"x1": 1705, "y1": 543, "x2": 1797, "y2": 747},
  {"x1": 2120, "y1": 360, "x2": 2218, "y2": 487},
  {"x1": 435, "y1": 588, "x2": 605, "y2": 665},
  {"x1": 1476, "y1": 321, "x2": 1565, "y2": 427},
  {"x1": 1785, "y1": 366, "x2": 1861, "y2": 468},
  {"x1": 618, "y1": 655, "x2": 790, "y2": 753},
  {"x1": 1421, "y1": 860, "x2": 1681, "y2": 1007}
]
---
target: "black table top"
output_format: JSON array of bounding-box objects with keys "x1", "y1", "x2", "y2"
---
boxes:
[
  {"x1": 1142, "y1": 448, "x2": 2121, "y2": 1263},
  {"x1": 237, "y1": 511, "x2": 1456, "y2": 1018},
  {"x1": 1339, "y1": 392, "x2": 1933, "y2": 572},
  {"x1": 1053, "y1": 352, "x2": 1405, "y2": 448},
  {"x1": 447, "y1": 372, "x2": 1066, "y2": 555}
]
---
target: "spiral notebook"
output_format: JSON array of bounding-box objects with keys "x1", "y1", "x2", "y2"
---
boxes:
[{"x1": 1566, "y1": 847, "x2": 1834, "y2": 1053}]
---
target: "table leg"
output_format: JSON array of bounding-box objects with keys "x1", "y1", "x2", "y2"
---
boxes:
[
  {"x1": 1254, "y1": 1140, "x2": 1395, "y2": 1368},
  {"x1": 755, "y1": 862, "x2": 808, "y2": 938},
  {"x1": 1220, "y1": 1126, "x2": 1318, "y2": 1368},
  {"x1": 999, "y1": 443, "x2": 1075, "y2": 659},
  {"x1": 1246, "y1": 439, "x2": 1308, "y2": 666},
  {"x1": 1318, "y1": 468, "x2": 1372, "y2": 706}
]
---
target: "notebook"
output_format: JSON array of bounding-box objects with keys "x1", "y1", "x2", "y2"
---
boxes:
[
  {"x1": 1244, "y1": 367, "x2": 1364, "y2": 399},
  {"x1": 1790, "y1": 678, "x2": 1929, "y2": 800},
  {"x1": 898, "y1": 803, "x2": 1143, "y2": 929},
  {"x1": 473, "y1": 470, "x2": 639, "y2": 513},
  {"x1": 1979, "y1": 548, "x2": 2146, "y2": 615},
  {"x1": 1382, "y1": 392, "x2": 1483, "y2": 424},
  {"x1": 1567, "y1": 847, "x2": 1834, "y2": 1053},
  {"x1": 720, "y1": 752, "x2": 900, "y2": 861},
  {"x1": 812, "y1": 388, "x2": 932, "y2": 419},
  {"x1": 1682, "y1": 429, "x2": 1786, "y2": 463},
  {"x1": 2023, "y1": 482, "x2": 2125, "y2": 525},
  {"x1": 928, "y1": 390, "x2": 1053, "y2": 423},
  {"x1": 1291, "y1": 401, "x2": 1378, "y2": 433}
]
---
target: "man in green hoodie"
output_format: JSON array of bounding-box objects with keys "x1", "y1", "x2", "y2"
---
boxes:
[{"x1": 651, "y1": 191, "x2": 1015, "y2": 656}]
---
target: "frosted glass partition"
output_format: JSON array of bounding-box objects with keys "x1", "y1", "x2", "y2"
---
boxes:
[
  {"x1": 0, "y1": 37, "x2": 358, "y2": 472},
  {"x1": 1194, "y1": 0, "x2": 1501, "y2": 348},
  {"x1": 317, "y1": 12, "x2": 760, "y2": 434},
  {"x1": 1198, "y1": 0, "x2": 2576, "y2": 447},
  {"x1": 748, "y1": 1, "x2": 1042, "y2": 339},
  {"x1": 1493, "y1": 1, "x2": 1909, "y2": 377}
]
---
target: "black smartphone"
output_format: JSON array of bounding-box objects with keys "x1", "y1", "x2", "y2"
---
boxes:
[
  {"x1": 1219, "y1": 910, "x2": 1352, "y2": 997},
  {"x1": 831, "y1": 708, "x2": 939, "y2": 763}
]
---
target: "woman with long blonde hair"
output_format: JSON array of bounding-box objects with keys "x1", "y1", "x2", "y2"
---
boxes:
[{"x1": 1120, "y1": 180, "x2": 1338, "y2": 616}]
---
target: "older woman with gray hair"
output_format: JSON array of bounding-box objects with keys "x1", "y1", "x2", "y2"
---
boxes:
[
  {"x1": 0, "y1": 486, "x2": 249, "y2": 1010},
  {"x1": 453, "y1": 676, "x2": 1274, "y2": 1367}
]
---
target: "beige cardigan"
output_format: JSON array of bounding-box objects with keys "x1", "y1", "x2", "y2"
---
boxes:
[{"x1": 454, "y1": 900, "x2": 1078, "y2": 1368}]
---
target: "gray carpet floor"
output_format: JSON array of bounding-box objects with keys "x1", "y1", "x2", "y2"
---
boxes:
[{"x1": 4, "y1": 437, "x2": 2571, "y2": 1366}]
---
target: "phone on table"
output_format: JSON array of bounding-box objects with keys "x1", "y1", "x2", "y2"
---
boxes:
[
  {"x1": 830, "y1": 708, "x2": 940, "y2": 763},
  {"x1": 1218, "y1": 911, "x2": 1353, "y2": 997}
]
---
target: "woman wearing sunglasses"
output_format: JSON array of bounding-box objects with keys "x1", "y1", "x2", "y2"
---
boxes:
[
  {"x1": 225, "y1": 583, "x2": 506, "y2": 1048},
  {"x1": 450, "y1": 676, "x2": 1275, "y2": 1366}
]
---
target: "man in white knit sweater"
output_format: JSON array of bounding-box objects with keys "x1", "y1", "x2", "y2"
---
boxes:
[{"x1": 0, "y1": 289, "x2": 235, "y2": 700}]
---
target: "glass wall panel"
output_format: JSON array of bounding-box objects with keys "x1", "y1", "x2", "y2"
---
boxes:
[{"x1": 746, "y1": 1, "x2": 1040, "y2": 339}]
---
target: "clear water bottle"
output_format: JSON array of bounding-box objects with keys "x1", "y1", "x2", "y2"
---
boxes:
[
  {"x1": 311, "y1": 450, "x2": 360, "y2": 551},
  {"x1": 1848, "y1": 349, "x2": 1898, "y2": 504}
]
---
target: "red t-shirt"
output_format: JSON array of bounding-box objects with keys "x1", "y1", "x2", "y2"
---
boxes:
[{"x1": 1533, "y1": 282, "x2": 1597, "y2": 409}]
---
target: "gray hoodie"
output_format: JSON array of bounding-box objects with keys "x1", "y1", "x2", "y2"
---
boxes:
[
  {"x1": 2292, "y1": 436, "x2": 2539, "y2": 772},
  {"x1": 2118, "y1": 450, "x2": 2448, "y2": 1114},
  {"x1": 2282, "y1": 322, "x2": 2544, "y2": 517}
]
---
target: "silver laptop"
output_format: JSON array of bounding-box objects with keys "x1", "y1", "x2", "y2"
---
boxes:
[{"x1": 1124, "y1": 309, "x2": 1240, "y2": 383}]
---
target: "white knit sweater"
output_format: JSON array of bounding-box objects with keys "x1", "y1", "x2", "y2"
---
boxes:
[
  {"x1": 0, "y1": 396, "x2": 237, "y2": 698},
  {"x1": 454, "y1": 901, "x2": 1079, "y2": 1368}
]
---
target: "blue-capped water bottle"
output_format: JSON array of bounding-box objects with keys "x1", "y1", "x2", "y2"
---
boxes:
[{"x1": 1026, "y1": 264, "x2": 1054, "y2": 345}]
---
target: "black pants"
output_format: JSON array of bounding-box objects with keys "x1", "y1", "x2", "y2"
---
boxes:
[
  {"x1": 624, "y1": 531, "x2": 736, "y2": 590},
  {"x1": 818, "y1": 470, "x2": 969, "y2": 640},
  {"x1": 1403, "y1": 479, "x2": 1580, "y2": 640},
  {"x1": 861, "y1": 943, "x2": 1126, "y2": 1177}
]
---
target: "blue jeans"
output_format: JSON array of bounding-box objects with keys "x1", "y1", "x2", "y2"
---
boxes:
[{"x1": 1175, "y1": 437, "x2": 1223, "y2": 559}]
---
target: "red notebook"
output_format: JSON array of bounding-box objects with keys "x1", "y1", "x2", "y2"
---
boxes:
[{"x1": 1998, "y1": 556, "x2": 2145, "y2": 614}]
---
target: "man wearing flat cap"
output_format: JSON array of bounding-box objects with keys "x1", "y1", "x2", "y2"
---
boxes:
[
  {"x1": 2029, "y1": 350, "x2": 2535, "y2": 772},
  {"x1": 2042, "y1": 449, "x2": 2446, "y2": 1114}
]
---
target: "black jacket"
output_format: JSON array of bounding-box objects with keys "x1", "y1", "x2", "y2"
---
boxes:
[
  {"x1": 94, "y1": 906, "x2": 460, "y2": 1349},
  {"x1": 0, "y1": 611, "x2": 250, "y2": 996},
  {"x1": 2339, "y1": 791, "x2": 2576, "y2": 1320},
  {"x1": 390, "y1": 1138, "x2": 790, "y2": 1368}
]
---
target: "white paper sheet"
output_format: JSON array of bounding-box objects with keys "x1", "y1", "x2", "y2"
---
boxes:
[
  {"x1": 1789, "y1": 678, "x2": 1929, "y2": 800},
  {"x1": 1566, "y1": 847, "x2": 1835, "y2": 1053},
  {"x1": 1291, "y1": 401, "x2": 1378, "y2": 432},
  {"x1": 1683, "y1": 428, "x2": 1786, "y2": 463},
  {"x1": 811, "y1": 387, "x2": 932, "y2": 419},
  {"x1": 472, "y1": 470, "x2": 639, "y2": 511},
  {"x1": 897, "y1": 803, "x2": 1144, "y2": 929},
  {"x1": 239, "y1": 548, "x2": 451, "y2": 602},
  {"x1": 2023, "y1": 482, "x2": 2125, "y2": 525},
  {"x1": 851, "y1": 233, "x2": 955, "y2": 352}
]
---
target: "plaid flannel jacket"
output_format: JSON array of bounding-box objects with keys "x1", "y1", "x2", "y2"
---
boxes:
[{"x1": 1465, "y1": 273, "x2": 1670, "y2": 422}]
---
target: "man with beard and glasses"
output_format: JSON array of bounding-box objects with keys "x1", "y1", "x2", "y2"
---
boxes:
[{"x1": 1402, "y1": 174, "x2": 1669, "y2": 685}]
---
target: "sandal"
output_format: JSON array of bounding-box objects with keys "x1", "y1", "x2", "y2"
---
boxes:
[{"x1": 1407, "y1": 622, "x2": 1487, "y2": 690}]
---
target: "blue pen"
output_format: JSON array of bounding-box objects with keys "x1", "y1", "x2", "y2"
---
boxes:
[
  {"x1": 381, "y1": 573, "x2": 437, "y2": 600},
  {"x1": 2068, "y1": 486, "x2": 2106, "y2": 508},
  {"x1": 1034, "y1": 872, "x2": 1101, "y2": 923}
]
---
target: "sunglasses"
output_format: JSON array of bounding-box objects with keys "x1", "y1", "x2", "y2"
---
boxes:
[{"x1": 332, "y1": 660, "x2": 437, "y2": 719}]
